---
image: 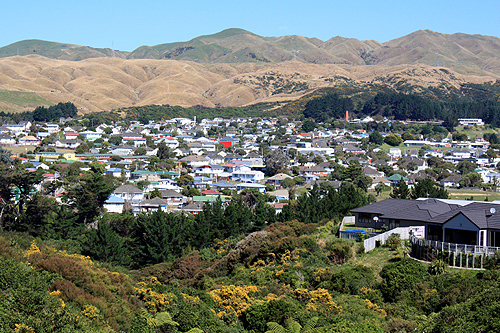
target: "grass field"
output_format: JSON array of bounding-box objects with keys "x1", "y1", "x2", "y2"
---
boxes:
[
  {"x1": 448, "y1": 188, "x2": 500, "y2": 201},
  {"x1": 455, "y1": 125, "x2": 497, "y2": 140},
  {"x1": 0, "y1": 90, "x2": 52, "y2": 112}
]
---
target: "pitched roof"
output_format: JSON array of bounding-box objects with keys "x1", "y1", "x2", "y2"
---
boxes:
[
  {"x1": 428, "y1": 202, "x2": 500, "y2": 229},
  {"x1": 114, "y1": 184, "x2": 142, "y2": 193},
  {"x1": 350, "y1": 198, "x2": 417, "y2": 215},
  {"x1": 141, "y1": 197, "x2": 168, "y2": 206}
]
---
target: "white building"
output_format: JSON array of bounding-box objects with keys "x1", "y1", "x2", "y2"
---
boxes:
[{"x1": 458, "y1": 118, "x2": 484, "y2": 126}]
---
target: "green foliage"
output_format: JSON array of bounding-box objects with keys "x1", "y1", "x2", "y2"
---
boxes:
[
  {"x1": 264, "y1": 149, "x2": 289, "y2": 176},
  {"x1": 428, "y1": 259, "x2": 447, "y2": 275},
  {"x1": 303, "y1": 93, "x2": 353, "y2": 122},
  {"x1": 302, "y1": 119, "x2": 317, "y2": 132},
  {"x1": 368, "y1": 131, "x2": 384, "y2": 145},
  {"x1": 33, "y1": 102, "x2": 77, "y2": 122},
  {"x1": 319, "y1": 265, "x2": 376, "y2": 295},
  {"x1": 385, "y1": 234, "x2": 401, "y2": 251},
  {"x1": 410, "y1": 178, "x2": 448, "y2": 199},
  {"x1": 384, "y1": 134, "x2": 403, "y2": 146},
  {"x1": 429, "y1": 286, "x2": 500, "y2": 333},
  {"x1": 62, "y1": 165, "x2": 117, "y2": 225},
  {"x1": 379, "y1": 259, "x2": 429, "y2": 302},
  {"x1": 243, "y1": 299, "x2": 303, "y2": 333}
]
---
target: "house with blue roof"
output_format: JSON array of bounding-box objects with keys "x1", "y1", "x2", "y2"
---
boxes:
[{"x1": 104, "y1": 195, "x2": 125, "y2": 213}]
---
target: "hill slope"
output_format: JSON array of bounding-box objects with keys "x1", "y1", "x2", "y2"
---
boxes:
[
  {"x1": 2, "y1": 29, "x2": 500, "y2": 77},
  {"x1": 0, "y1": 54, "x2": 496, "y2": 113}
]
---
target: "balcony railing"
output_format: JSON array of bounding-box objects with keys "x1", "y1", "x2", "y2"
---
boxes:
[{"x1": 409, "y1": 234, "x2": 500, "y2": 256}]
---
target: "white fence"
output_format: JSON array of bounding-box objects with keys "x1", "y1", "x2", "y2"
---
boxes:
[{"x1": 364, "y1": 227, "x2": 410, "y2": 253}]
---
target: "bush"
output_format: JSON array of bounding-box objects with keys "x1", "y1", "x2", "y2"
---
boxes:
[
  {"x1": 322, "y1": 265, "x2": 376, "y2": 295},
  {"x1": 325, "y1": 239, "x2": 354, "y2": 265},
  {"x1": 386, "y1": 234, "x2": 401, "y2": 251},
  {"x1": 379, "y1": 259, "x2": 429, "y2": 302}
]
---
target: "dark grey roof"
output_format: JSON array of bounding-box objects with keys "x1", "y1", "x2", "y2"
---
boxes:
[
  {"x1": 114, "y1": 184, "x2": 142, "y2": 194},
  {"x1": 160, "y1": 189, "x2": 183, "y2": 197},
  {"x1": 350, "y1": 198, "x2": 417, "y2": 215},
  {"x1": 382, "y1": 199, "x2": 458, "y2": 222},
  {"x1": 141, "y1": 197, "x2": 168, "y2": 206},
  {"x1": 351, "y1": 198, "x2": 459, "y2": 223},
  {"x1": 428, "y1": 202, "x2": 500, "y2": 229}
]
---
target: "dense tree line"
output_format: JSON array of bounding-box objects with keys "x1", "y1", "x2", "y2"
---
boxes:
[
  {"x1": 303, "y1": 91, "x2": 500, "y2": 127},
  {"x1": 0, "y1": 102, "x2": 77, "y2": 123},
  {"x1": 303, "y1": 93, "x2": 353, "y2": 122},
  {"x1": 33, "y1": 102, "x2": 78, "y2": 122}
]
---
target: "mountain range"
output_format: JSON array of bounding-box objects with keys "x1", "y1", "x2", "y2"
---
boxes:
[{"x1": 0, "y1": 29, "x2": 499, "y2": 113}]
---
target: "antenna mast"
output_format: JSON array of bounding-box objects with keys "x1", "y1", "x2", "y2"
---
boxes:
[{"x1": 435, "y1": 51, "x2": 439, "y2": 67}]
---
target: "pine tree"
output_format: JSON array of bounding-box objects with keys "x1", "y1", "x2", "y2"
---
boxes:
[{"x1": 390, "y1": 180, "x2": 410, "y2": 199}]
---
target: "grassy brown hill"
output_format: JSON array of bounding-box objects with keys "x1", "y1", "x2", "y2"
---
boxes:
[
  {"x1": 0, "y1": 54, "x2": 496, "y2": 113},
  {"x1": 365, "y1": 30, "x2": 500, "y2": 76},
  {"x1": 2, "y1": 29, "x2": 500, "y2": 76}
]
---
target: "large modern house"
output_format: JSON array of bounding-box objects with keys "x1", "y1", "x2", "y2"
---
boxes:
[{"x1": 351, "y1": 198, "x2": 500, "y2": 247}]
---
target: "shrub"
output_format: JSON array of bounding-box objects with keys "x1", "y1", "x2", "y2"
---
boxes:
[
  {"x1": 325, "y1": 239, "x2": 354, "y2": 265},
  {"x1": 379, "y1": 259, "x2": 429, "y2": 302},
  {"x1": 385, "y1": 234, "x2": 401, "y2": 251}
]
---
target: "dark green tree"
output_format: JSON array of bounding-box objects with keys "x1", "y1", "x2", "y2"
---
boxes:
[
  {"x1": 63, "y1": 165, "x2": 117, "y2": 225},
  {"x1": 301, "y1": 119, "x2": 316, "y2": 132},
  {"x1": 456, "y1": 160, "x2": 476, "y2": 175},
  {"x1": 264, "y1": 149, "x2": 289, "y2": 176},
  {"x1": 390, "y1": 180, "x2": 410, "y2": 199},
  {"x1": 368, "y1": 131, "x2": 384, "y2": 145},
  {"x1": 379, "y1": 259, "x2": 429, "y2": 302},
  {"x1": 410, "y1": 178, "x2": 449, "y2": 199},
  {"x1": 83, "y1": 219, "x2": 131, "y2": 266}
]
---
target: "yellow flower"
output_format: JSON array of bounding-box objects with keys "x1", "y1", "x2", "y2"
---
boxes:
[{"x1": 14, "y1": 324, "x2": 35, "y2": 333}]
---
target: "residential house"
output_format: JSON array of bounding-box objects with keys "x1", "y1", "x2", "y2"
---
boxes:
[
  {"x1": 351, "y1": 198, "x2": 500, "y2": 247},
  {"x1": 0, "y1": 134, "x2": 15, "y2": 145},
  {"x1": 112, "y1": 184, "x2": 144, "y2": 213},
  {"x1": 231, "y1": 167, "x2": 264, "y2": 183},
  {"x1": 18, "y1": 135, "x2": 41, "y2": 146},
  {"x1": 441, "y1": 175, "x2": 462, "y2": 188},
  {"x1": 104, "y1": 195, "x2": 125, "y2": 213},
  {"x1": 139, "y1": 197, "x2": 169, "y2": 213},
  {"x1": 266, "y1": 173, "x2": 293, "y2": 187},
  {"x1": 179, "y1": 155, "x2": 208, "y2": 168}
]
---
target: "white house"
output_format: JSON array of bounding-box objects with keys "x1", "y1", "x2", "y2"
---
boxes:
[
  {"x1": 231, "y1": 167, "x2": 264, "y2": 183},
  {"x1": 104, "y1": 195, "x2": 125, "y2": 213}
]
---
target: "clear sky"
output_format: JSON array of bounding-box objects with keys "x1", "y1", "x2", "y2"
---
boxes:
[{"x1": 2, "y1": 0, "x2": 499, "y2": 51}]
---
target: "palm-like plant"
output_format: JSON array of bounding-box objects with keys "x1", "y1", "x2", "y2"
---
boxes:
[
  {"x1": 265, "y1": 317, "x2": 319, "y2": 333},
  {"x1": 140, "y1": 308, "x2": 179, "y2": 328}
]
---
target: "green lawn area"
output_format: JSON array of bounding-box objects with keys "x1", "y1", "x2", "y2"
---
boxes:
[
  {"x1": 0, "y1": 90, "x2": 52, "y2": 112},
  {"x1": 455, "y1": 125, "x2": 497, "y2": 140},
  {"x1": 352, "y1": 246, "x2": 400, "y2": 280},
  {"x1": 448, "y1": 188, "x2": 500, "y2": 201}
]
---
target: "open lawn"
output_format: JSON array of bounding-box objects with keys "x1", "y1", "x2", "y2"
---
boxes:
[
  {"x1": 0, "y1": 90, "x2": 52, "y2": 112},
  {"x1": 448, "y1": 188, "x2": 500, "y2": 201},
  {"x1": 455, "y1": 125, "x2": 497, "y2": 140},
  {"x1": 352, "y1": 246, "x2": 400, "y2": 280}
]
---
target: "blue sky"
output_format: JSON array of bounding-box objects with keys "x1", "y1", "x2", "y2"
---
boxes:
[{"x1": 2, "y1": 0, "x2": 499, "y2": 51}]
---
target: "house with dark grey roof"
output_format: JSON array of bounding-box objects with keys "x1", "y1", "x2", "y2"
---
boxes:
[{"x1": 351, "y1": 198, "x2": 500, "y2": 247}]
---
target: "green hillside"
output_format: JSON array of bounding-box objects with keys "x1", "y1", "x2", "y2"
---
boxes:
[{"x1": 0, "y1": 90, "x2": 53, "y2": 112}]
